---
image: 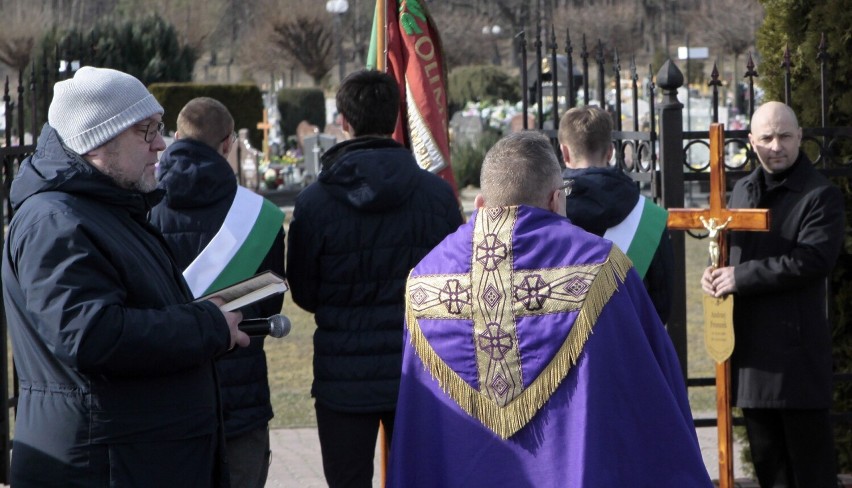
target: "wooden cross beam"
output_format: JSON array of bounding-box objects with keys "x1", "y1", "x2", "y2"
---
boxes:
[
  {"x1": 667, "y1": 123, "x2": 769, "y2": 488},
  {"x1": 257, "y1": 110, "x2": 272, "y2": 163}
]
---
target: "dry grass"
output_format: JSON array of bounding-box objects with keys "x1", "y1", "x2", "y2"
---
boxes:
[
  {"x1": 266, "y1": 292, "x2": 317, "y2": 428},
  {"x1": 684, "y1": 236, "x2": 718, "y2": 415}
]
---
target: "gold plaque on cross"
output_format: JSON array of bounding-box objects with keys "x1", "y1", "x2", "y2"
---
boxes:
[{"x1": 702, "y1": 294, "x2": 734, "y2": 363}]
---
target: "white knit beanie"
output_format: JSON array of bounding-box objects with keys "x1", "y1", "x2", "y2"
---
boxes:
[{"x1": 48, "y1": 67, "x2": 164, "y2": 155}]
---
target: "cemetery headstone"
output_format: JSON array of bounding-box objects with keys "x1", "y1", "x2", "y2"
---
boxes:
[
  {"x1": 449, "y1": 112, "x2": 484, "y2": 147},
  {"x1": 302, "y1": 133, "x2": 337, "y2": 183}
]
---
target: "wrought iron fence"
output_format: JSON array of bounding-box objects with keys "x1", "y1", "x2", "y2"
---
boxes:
[{"x1": 519, "y1": 27, "x2": 852, "y2": 433}]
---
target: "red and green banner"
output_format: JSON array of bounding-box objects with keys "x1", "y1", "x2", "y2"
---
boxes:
[{"x1": 368, "y1": 0, "x2": 458, "y2": 196}]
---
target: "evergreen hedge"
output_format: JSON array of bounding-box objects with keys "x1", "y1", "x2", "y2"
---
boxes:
[
  {"x1": 448, "y1": 65, "x2": 520, "y2": 116},
  {"x1": 149, "y1": 83, "x2": 264, "y2": 149},
  {"x1": 277, "y1": 88, "x2": 326, "y2": 143},
  {"x1": 451, "y1": 128, "x2": 501, "y2": 189},
  {"x1": 39, "y1": 14, "x2": 196, "y2": 87}
]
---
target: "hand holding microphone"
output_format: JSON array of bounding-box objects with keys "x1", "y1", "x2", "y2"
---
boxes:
[
  {"x1": 209, "y1": 296, "x2": 250, "y2": 349},
  {"x1": 238, "y1": 314, "x2": 292, "y2": 338}
]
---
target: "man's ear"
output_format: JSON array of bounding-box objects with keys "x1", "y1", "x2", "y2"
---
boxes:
[
  {"x1": 220, "y1": 137, "x2": 233, "y2": 158},
  {"x1": 548, "y1": 188, "x2": 560, "y2": 212},
  {"x1": 559, "y1": 144, "x2": 571, "y2": 167},
  {"x1": 174, "y1": 131, "x2": 182, "y2": 140},
  {"x1": 474, "y1": 194, "x2": 486, "y2": 209}
]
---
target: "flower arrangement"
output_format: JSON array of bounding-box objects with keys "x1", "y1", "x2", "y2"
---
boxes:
[
  {"x1": 276, "y1": 149, "x2": 303, "y2": 166},
  {"x1": 258, "y1": 149, "x2": 304, "y2": 190},
  {"x1": 461, "y1": 100, "x2": 521, "y2": 132}
]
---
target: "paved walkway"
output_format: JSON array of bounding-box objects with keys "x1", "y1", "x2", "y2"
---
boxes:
[{"x1": 265, "y1": 424, "x2": 748, "y2": 487}]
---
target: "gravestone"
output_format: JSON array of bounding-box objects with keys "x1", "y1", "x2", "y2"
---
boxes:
[
  {"x1": 323, "y1": 122, "x2": 348, "y2": 143},
  {"x1": 450, "y1": 112, "x2": 484, "y2": 147},
  {"x1": 296, "y1": 120, "x2": 320, "y2": 154},
  {"x1": 508, "y1": 114, "x2": 536, "y2": 133},
  {"x1": 302, "y1": 133, "x2": 337, "y2": 183}
]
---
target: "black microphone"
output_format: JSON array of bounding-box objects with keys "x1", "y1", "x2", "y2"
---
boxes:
[{"x1": 238, "y1": 314, "x2": 291, "y2": 338}]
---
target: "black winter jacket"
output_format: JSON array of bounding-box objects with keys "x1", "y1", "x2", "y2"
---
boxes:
[
  {"x1": 729, "y1": 154, "x2": 845, "y2": 409},
  {"x1": 562, "y1": 166, "x2": 674, "y2": 323},
  {"x1": 2, "y1": 125, "x2": 232, "y2": 486},
  {"x1": 150, "y1": 138, "x2": 285, "y2": 437},
  {"x1": 287, "y1": 137, "x2": 463, "y2": 412}
]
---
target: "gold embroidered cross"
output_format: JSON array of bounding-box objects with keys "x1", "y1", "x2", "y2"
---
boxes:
[{"x1": 405, "y1": 206, "x2": 630, "y2": 438}]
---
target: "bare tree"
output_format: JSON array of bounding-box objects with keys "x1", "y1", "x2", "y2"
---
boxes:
[
  {"x1": 142, "y1": 0, "x2": 228, "y2": 52},
  {"x1": 550, "y1": 3, "x2": 639, "y2": 61},
  {"x1": 0, "y1": 3, "x2": 57, "y2": 71},
  {"x1": 688, "y1": 0, "x2": 763, "y2": 78},
  {"x1": 431, "y1": 8, "x2": 499, "y2": 69},
  {"x1": 265, "y1": 4, "x2": 334, "y2": 86}
]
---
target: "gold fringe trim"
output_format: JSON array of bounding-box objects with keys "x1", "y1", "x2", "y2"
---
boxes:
[{"x1": 405, "y1": 245, "x2": 632, "y2": 439}]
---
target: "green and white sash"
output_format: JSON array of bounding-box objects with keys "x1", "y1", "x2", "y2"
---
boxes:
[
  {"x1": 183, "y1": 186, "x2": 285, "y2": 298},
  {"x1": 603, "y1": 196, "x2": 668, "y2": 279}
]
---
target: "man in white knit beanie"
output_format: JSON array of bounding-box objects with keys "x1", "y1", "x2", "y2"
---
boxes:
[{"x1": 2, "y1": 66, "x2": 250, "y2": 486}]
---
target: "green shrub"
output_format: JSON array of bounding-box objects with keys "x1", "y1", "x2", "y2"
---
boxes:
[
  {"x1": 756, "y1": 2, "x2": 852, "y2": 469},
  {"x1": 756, "y1": 0, "x2": 852, "y2": 128},
  {"x1": 42, "y1": 14, "x2": 196, "y2": 86},
  {"x1": 831, "y1": 251, "x2": 852, "y2": 472},
  {"x1": 448, "y1": 65, "x2": 520, "y2": 116},
  {"x1": 451, "y1": 128, "x2": 501, "y2": 189},
  {"x1": 21, "y1": 15, "x2": 196, "y2": 131},
  {"x1": 830, "y1": 175, "x2": 852, "y2": 473},
  {"x1": 277, "y1": 88, "x2": 326, "y2": 141},
  {"x1": 149, "y1": 83, "x2": 264, "y2": 149}
]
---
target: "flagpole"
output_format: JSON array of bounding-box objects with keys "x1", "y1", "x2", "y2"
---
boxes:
[{"x1": 376, "y1": 0, "x2": 386, "y2": 71}]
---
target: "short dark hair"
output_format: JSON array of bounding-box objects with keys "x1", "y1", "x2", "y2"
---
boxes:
[{"x1": 336, "y1": 70, "x2": 400, "y2": 137}]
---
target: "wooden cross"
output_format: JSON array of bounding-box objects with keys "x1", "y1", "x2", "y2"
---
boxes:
[
  {"x1": 667, "y1": 123, "x2": 769, "y2": 488},
  {"x1": 256, "y1": 110, "x2": 272, "y2": 162}
]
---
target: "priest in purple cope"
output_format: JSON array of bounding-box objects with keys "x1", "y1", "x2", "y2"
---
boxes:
[{"x1": 388, "y1": 131, "x2": 712, "y2": 488}]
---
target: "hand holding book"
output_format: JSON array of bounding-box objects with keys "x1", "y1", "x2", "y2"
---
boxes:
[{"x1": 196, "y1": 271, "x2": 288, "y2": 312}]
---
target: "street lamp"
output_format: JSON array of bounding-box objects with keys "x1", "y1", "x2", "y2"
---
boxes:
[
  {"x1": 326, "y1": 0, "x2": 349, "y2": 83},
  {"x1": 481, "y1": 24, "x2": 503, "y2": 66}
]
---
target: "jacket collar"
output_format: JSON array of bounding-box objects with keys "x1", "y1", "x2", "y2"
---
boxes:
[{"x1": 744, "y1": 151, "x2": 811, "y2": 194}]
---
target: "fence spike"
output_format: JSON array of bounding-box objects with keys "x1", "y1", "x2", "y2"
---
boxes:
[
  {"x1": 709, "y1": 63, "x2": 721, "y2": 87},
  {"x1": 564, "y1": 28, "x2": 572, "y2": 56},
  {"x1": 817, "y1": 32, "x2": 827, "y2": 61},
  {"x1": 782, "y1": 44, "x2": 792, "y2": 105},
  {"x1": 631, "y1": 55, "x2": 638, "y2": 82}
]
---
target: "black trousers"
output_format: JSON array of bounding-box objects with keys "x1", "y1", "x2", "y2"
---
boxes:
[
  {"x1": 742, "y1": 407, "x2": 837, "y2": 488},
  {"x1": 315, "y1": 401, "x2": 395, "y2": 488},
  {"x1": 12, "y1": 433, "x2": 221, "y2": 487}
]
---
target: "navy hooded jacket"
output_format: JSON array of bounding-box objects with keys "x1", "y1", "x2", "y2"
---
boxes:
[
  {"x1": 287, "y1": 136, "x2": 463, "y2": 412},
  {"x1": 150, "y1": 138, "x2": 285, "y2": 438},
  {"x1": 563, "y1": 166, "x2": 674, "y2": 323}
]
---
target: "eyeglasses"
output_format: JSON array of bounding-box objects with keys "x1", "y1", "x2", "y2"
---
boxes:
[
  {"x1": 222, "y1": 131, "x2": 237, "y2": 144},
  {"x1": 139, "y1": 121, "x2": 165, "y2": 143},
  {"x1": 556, "y1": 180, "x2": 573, "y2": 197}
]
